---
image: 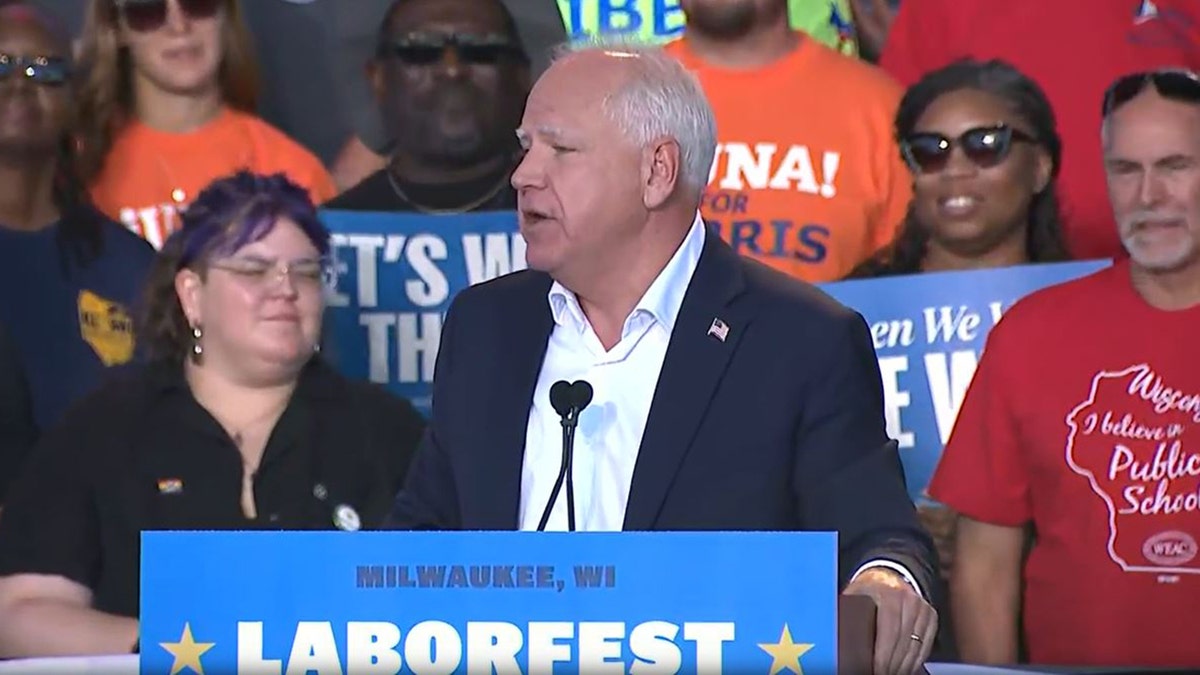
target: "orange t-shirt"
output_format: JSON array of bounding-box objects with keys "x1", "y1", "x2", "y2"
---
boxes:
[
  {"x1": 89, "y1": 107, "x2": 338, "y2": 249},
  {"x1": 666, "y1": 36, "x2": 910, "y2": 282}
]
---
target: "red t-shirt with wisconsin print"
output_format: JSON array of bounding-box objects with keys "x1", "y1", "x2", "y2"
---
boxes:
[{"x1": 929, "y1": 260, "x2": 1200, "y2": 667}]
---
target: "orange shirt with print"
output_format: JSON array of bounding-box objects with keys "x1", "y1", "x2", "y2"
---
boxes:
[
  {"x1": 90, "y1": 108, "x2": 338, "y2": 250},
  {"x1": 666, "y1": 36, "x2": 910, "y2": 282}
]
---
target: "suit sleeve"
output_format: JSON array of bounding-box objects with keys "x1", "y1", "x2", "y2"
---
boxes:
[
  {"x1": 792, "y1": 310, "x2": 937, "y2": 596},
  {"x1": 384, "y1": 296, "x2": 464, "y2": 530}
]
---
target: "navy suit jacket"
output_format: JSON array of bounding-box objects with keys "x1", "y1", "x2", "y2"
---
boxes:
[{"x1": 388, "y1": 232, "x2": 937, "y2": 594}]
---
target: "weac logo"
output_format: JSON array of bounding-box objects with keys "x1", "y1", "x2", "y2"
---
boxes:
[
  {"x1": 140, "y1": 532, "x2": 838, "y2": 675},
  {"x1": 1143, "y1": 530, "x2": 1198, "y2": 566}
]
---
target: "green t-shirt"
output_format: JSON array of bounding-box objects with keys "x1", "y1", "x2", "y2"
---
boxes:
[{"x1": 557, "y1": 0, "x2": 858, "y2": 55}]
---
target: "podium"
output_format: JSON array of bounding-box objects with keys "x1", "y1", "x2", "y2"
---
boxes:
[{"x1": 137, "y1": 530, "x2": 877, "y2": 674}]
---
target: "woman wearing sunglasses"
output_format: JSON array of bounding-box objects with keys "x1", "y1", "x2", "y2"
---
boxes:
[
  {"x1": 847, "y1": 57, "x2": 1072, "y2": 661},
  {"x1": 0, "y1": 3, "x2": 156, "y2": 433},
  {"x1": 849, "y1": 58, "x2": 1071, "y2": 279},
  {"x1": 74, "y1": 0, "x2": 336, "y2": 250}
]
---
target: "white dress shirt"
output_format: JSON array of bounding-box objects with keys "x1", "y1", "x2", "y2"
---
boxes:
[
  {"x1": 515, "y1": 214, "x2": 923, "y2": 594},
  {"x1": 517, "y1": 214, "x2": 706, "y2": 531}
]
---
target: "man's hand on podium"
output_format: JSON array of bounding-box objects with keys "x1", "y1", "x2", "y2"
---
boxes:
[{"x1": 843, "y1": 567, "x2": 937, "y2": 675}]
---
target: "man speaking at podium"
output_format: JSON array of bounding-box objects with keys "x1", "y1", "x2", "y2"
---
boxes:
[{"x1": 387, "y1": 39, "x2": 938, "y2": 675}]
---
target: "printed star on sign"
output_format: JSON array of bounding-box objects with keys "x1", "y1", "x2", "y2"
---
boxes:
[
  {"x1": 159, "y1": 622, "x2": 215, "y2": 675},
  {"x1": 758, "y1": 624, "x2": 815, "y2": 675}
]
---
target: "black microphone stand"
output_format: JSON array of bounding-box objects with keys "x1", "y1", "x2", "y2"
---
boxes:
[{"x1": 537, "y1": 380, "x2": 592, "y2": 532}]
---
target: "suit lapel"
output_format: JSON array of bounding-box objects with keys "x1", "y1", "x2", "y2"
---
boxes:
[
  {"x1": 473, "y1": 274, "x2": 554, "y2": 529},
  {"x1": 623, "y1": 235, "x2": 750, "y2": 530}
]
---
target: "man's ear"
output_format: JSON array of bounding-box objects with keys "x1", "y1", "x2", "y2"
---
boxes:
[{"x1": 643, "y1": 137, "x2": 682, "y2": 210}]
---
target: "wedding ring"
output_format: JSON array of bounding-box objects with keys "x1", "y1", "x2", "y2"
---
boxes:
[{"x1": 910, "y1": 633, "x2": 922, "y2": 642}]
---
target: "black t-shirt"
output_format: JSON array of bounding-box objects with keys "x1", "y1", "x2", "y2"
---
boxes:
[
  {"x1": 0, "y1": 357, "x2": 425, "y2": 618},
  {"x1": 0, "y1": 322, "x2": 36, "y2": 504},
  {"x1": 325, "y1": 166, "x2": 518, "y2": 213}
]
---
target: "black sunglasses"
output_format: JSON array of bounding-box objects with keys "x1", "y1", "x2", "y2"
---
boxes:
[
  {"x1": 901, "y1": 124, "x2": 1037, "y2": 174},
  {"x1": 378, "y1": 32, "x2": 526, "y2": 67},
  {"x1": 116, "y1": 0, "x2": 222, "y2": 33},
  {"x1": 0, "y1": 54, "x2": 70, "y2": 86},
  {"x1": 1102, "y1": 68, "x2": 1200, "y2": 116}
]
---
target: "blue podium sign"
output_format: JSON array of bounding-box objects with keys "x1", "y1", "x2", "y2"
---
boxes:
[{"x1": 140, "y1": 531, "x2": 837, "y2": 675}]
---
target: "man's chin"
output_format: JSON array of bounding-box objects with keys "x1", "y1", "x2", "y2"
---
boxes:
[
  {"x1": 685, "y1": 5, "x2": 756, "y2": 39},
  {"x1": 1127, "y1": 239, "x2": 1198, "y2": 274},
  {"x1": 425, "y1": 129, "x2": 488, "y2": 163}
]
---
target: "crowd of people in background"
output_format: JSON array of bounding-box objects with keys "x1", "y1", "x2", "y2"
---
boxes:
[{"x1": 0, "y1": 0, "x2": 1196, "y2": 671}]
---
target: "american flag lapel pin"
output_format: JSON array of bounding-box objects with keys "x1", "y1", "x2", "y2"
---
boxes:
[{"x1": 707, "y1": 317, "x2": 729, "y2": 342}]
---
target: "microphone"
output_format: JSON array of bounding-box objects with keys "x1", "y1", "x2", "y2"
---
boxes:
[{"x1": 537, "y1": 379, "x2": 593, "y2": 532}]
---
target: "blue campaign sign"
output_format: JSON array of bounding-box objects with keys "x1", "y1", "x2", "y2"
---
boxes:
[
  {"x1": 314, "y1": 208, "x2": 1109, "y2": 501},
  {"x1": 817, "y1": 260, "x2": 1111, "y2": 502},
  {"x1": 140, "y1": 531, "x2": 837, "y2": 675},
  {"x1": 319, "y1": 210, "x2": 525, "y2": 416}
]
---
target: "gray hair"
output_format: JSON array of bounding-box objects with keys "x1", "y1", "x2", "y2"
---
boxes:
[{"x1": 552, "y1": 36, "x2": 718, "y2": 192}]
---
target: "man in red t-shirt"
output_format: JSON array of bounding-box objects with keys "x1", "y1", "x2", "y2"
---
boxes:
[
  {"x1": 928, "y1": 70, "x2": 1200, "y2": 667},
  {"x1": 879, "y1": 0, "x2": 1200, "y2": 263}
]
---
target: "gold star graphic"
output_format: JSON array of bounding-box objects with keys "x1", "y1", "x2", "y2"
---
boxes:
[
  {"x1": 758, "y1": 624, "x2": 815, "y2": 675},
  {"x1": 159, "y1": 622, "x2": 215, "y2": 675}
]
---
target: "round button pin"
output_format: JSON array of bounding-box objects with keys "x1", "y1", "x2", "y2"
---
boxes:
[{"x1": 333, "y1": 504, "x2": 361, "y2": 532}]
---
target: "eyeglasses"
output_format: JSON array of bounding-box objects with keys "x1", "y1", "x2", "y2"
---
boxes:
[
  {"x1": 377, "y1": 32, "x2": 526, "y2": 66},
  {"x1": 208, "y1": 256, "x2": 330, "y2": 291},
  {"x1": 1102, "y1": 68, "x2": 1200, "y2": 116},
  {"x1": 0, "y1": 54, "x2": 69, "y2": 86},
  {"x1": 901, "y1": 124, "x2": 1037, "y2": 174},
  {"x1": 116, "y1": 0, "x2": 222, "y2": 33}
]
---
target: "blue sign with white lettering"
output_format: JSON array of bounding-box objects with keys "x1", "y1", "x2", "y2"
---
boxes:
[
  {"x1": 319, "y1": 210, "x2": 526, "y2": 416},
  {"x1": 139, "y1": 531, "x2": 837, "y2": 675},
  {"x1": 316, "y1": 208, "x2": 1110, "y2": 501},
  {"x1": 818, "y1": 260, "x2": 1111, "y2": 501}
]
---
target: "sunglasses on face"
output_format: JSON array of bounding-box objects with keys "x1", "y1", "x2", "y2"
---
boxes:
[
  {"x1": 0, "y1": 54, "x2": 69, "y2": 86},
  {"x1": 116, "y1": 0, "x2": 222, "y2": 33},
  {"x1": 377, "y1": 32, "x2": 526, "y2": 67},
  {"x1": 901, "y1": 124, "x2": 1037, "y2": 174},
  {"x1": 1102, "y1": 68, "x2": 1200, "y2": 116}
]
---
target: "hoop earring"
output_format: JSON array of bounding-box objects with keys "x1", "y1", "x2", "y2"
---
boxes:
[{"x1": 190, "y1": 324, "x2": 203, "y2": 364}]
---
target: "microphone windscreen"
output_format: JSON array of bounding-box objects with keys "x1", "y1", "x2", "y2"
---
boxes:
[
  {"x1": 549, "y1": 380, "x2": 574, "y2": 417},
  {"x1": 571, "y1": 380, "x2": 593, "y2": 410}
]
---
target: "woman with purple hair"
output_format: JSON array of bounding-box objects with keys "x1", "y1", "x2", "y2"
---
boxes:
[{"x1": 0, "y1": 170, "x2": 425, "y2": 658}]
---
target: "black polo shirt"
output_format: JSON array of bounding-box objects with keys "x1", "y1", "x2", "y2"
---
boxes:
[{"x1": 0, "y1": 357, "x2": 425, "y2": 618}]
